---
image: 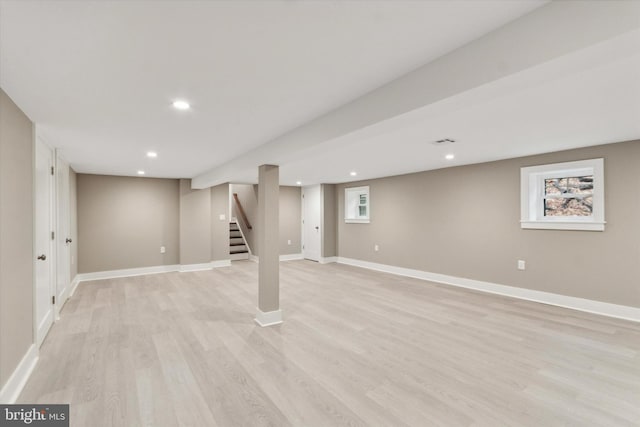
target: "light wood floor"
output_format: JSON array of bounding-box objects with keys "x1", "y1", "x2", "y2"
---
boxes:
[{"x1": 19, "y1": 260, "x2": 640, "y2": 426}]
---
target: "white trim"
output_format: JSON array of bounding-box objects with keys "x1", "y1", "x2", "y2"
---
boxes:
[
  {"x1": 69, "y1": 275, "x2": 80, "y2": 297},
  {"x1": 179, "y1": 262, "x2": 214, "y2": 272},
  {"x1": 75, "y1": 264, "x2": 180, "y2": 282},
  {"x1": 211, "y1": 259, "x2": 231, "y2": 268},
  {"x1": 0, "y1": 344, "x2": 38, "y2": 404},
  {"x1": 345, "y1": 186, "x2": 370, "y2": 223},
  {"x1": 254, "y1": 309, "x2": 283, "y2": 327},
  {"x1": 249, "y1": 253, "x2": 304, "y2": 263},
  {"x1": 319, "y1": 256, "x2": 338, "y2": 264},
  {"x1": 36, "y1": 311, "x2": 54, "y2": 348},
  {"x1": 336, "y1": 257, "x2": 640, "y2": 323},
  {"x1": 521, "y1": 158, "x2": 605, "y2": 231},
  {"x1": 520, "y1": 220, "x2": 605, "y2": 231},
  {"x1": 230, "y1": 252, "x2": 249, "y2": 261}
]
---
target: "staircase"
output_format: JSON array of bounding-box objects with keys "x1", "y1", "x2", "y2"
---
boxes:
[{"x1": 229, "y1": 221, "x2": 249, "y2": 260}]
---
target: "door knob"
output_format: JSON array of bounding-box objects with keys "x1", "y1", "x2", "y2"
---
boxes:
[
  {"x1": 66, "y1": 238, "x2": 73, "y2": 244},
  {"x1": 37, "y1": 254, "x2": 46, "y2": 261}
]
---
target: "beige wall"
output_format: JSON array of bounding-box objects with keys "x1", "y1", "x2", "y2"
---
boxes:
[
  {"x1": 0, "y1": 89, "x2": 34, "y2": 389},
  {"x1": 231, "y1": 184, "x2": 301, "y2": 256},
  {"x1": 69, "y1": 169, "x2": 78, "y2": 280},
  {"x1": 279, "y1": 186, "x2": 302, "y2": 255},
  {"x1": 210, "y1": 183, "x2": 230, "y2": 261},
  {"x1": 179, "y1": 179, "x2": 212, "y2": 265},
  {"x1": 337, "y1": 140, "x2": 640, "y2": 308},
  {"x1": 77, "y1": 174, "x2": 180, "y2": 273},
  {"x1": 321, "y1": 184, "x2": 337, "y2": 258}
]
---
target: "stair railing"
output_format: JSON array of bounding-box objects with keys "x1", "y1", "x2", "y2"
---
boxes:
[{"x1": 233, "y1": 193, "x2": 253, "y2": 230}]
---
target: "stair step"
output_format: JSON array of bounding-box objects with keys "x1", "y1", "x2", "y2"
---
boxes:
[
  {"x1": 230, "y1": 231, "x2": 242, "y2": 238},
  {"x1": 230, "y1": 242, "x2": 245, "y2": 246},
  {"x1": 230, "y1": 249, "x2": 248, "y2": 254},
  {"x1": 230, "y1": 252, "x2": 249, "y2": 261},
  {"x1": 230, "y1": 237, "x2": 244, "y2": 245}
]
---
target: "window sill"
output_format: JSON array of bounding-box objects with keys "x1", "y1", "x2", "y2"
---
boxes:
[
  {"x1": 520, "y1": 221, "x2": 605, "y2": 231},
  {"x1": 345, "y1": 219, "x2": 370, "y2": 224}
]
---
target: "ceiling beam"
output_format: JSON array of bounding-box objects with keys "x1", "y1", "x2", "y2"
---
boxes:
[{"x1": 192, "y1": 0, "x2": 640, "y2": 189}]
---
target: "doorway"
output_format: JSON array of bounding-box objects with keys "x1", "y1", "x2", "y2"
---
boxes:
[{"x1": 302, "y1": 185, "x2": 321, "y2": 261}]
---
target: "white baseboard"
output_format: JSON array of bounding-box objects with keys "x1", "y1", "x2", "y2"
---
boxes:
[
  {"x1": 77, "y1": 261, "x2": 233, "y2": 281},
  {"x1": 319, "y1": 256, "x2": 338, "y2": 264},
  {"x1": 0, "y1": 344, "x2": 38, "y2": 404},
  {"x1": 69, "y1": 276, "x2": 80, "y2": 297},
  {"x1": 336, "y1": 257, "x2": 640, "y2": 323},
  {"x1": 75, "y1": 264, "x2": 180, "y2": 282},
  {"x1": 179, "y1": 262, "x2": 214, "y2": 272},
  {"x1": 249, "y1": 253, "x2": 304, "y2": 263},
  {"x1": 211, "y1": 259, "x2": 232, "y2": 268},
  {"x1": 229, "y1": 252, "x2": 249, "y2": 261},
  {"x1": 254, "y1": 309, "x2": 283, "y2": 327}
]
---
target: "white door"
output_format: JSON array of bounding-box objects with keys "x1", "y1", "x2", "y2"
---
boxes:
[
  {"x1": 56, "y1": 155, "x2": 70, "y2": 316},
  {"x1": 302, "y1": 185, "x2": 321, "y2": 262},
  {"x1": 35, "y1": 139, "x2": 55, "y2": 346}
]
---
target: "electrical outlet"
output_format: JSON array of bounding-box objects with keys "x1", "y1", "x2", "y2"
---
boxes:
[
  {"x1": 374, "y1": 244, "x2": 379, "y2": 252},
  {"x1": 160, "y1": 246, "x2": 166, "y2": 254},
  {"x1": 517, "y1": 260, "x2": 526, "y2": 270}
]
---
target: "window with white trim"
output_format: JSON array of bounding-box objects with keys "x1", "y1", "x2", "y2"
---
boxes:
[
  {"x1": 520, "y1": 158, "x2": 605, "y2": 231},
  {"x1": 345, "y1": 186, "x2": 370, "y2": 223}
]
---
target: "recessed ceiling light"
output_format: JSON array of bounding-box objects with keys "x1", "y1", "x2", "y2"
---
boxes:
[
  {"x1": 172, "y1": 100, "x2": 190, "y2": 110},
  {"x1": 137, "y1": 170, "x2": 145, "y2": 175},
  {"x1": 296, "y1": 181, "x2": 302, "y2": 185},
  {"x1": 350, "y1": 171, "x2": 357, "y2": 176},
  {"x1": 146, "y1": 151, "x2": 157, "y2": 158},
  {"x1": 445, "y1": 154, "x2": 455, "y2": 160}
]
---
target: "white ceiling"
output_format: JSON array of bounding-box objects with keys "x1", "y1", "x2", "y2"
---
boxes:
[
  {"x1": 0, "y1": 0, "x2": 640, "y2": 185},
  {"x1": 0, "y1": 0, "x2": 547, "y2": 180}
]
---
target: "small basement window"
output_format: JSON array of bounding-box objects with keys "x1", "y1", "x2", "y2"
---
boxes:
[
  {"x1": 345, "y1": 186, "x2": 370, "y2": 223},
  {"x1": 521, "y1": 158, "x2": 605, "y2": 231}
]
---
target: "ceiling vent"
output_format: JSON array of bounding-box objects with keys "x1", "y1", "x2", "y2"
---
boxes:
[{"x1": 433, "y1": 138, "x2": 455, "y2": 145}]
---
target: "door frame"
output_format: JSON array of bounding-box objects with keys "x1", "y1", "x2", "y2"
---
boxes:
[
  {"x1": 55, "y1": 152, "x2": 70, "y2": 319},
  {"x1": 34, "y1": 134, "x2": 57, "y2": 347}
]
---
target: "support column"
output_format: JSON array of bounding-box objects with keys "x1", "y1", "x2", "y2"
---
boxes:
[{"x1": 255, "y1": 165, "x2": 282, "y2": 326}]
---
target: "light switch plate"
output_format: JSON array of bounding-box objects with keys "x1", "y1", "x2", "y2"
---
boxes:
[{"x1": 219, "y1": 214, "x2": 226, "y2": 221}]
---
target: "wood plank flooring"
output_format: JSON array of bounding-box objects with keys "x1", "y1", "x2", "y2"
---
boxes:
[{"x1": 18, "y1": 260, "x2": 640, "y2": 426}]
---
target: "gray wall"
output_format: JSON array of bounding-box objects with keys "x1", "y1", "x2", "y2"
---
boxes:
[
  {"x1": 77, "y1": 174, "x2": 180, "y2": 273},
  {"x1": 336, "y1": 140, "x2": 640, "y2": 308},
  {"x1": 179, "y1": 179, "x2": 211, "y2": 265},
  {"x1": 0, "y1": 89, "x2": 34, "y2": 390},
  {"x1": 321, "y1": 184, "x2": 337, "y2": 258},
  {"x1": 210, "y1": 183, "x2": 230, "y2": 261},
  {"x1": 231, "y1": 184, "x2": 301, "y2": 256}
]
